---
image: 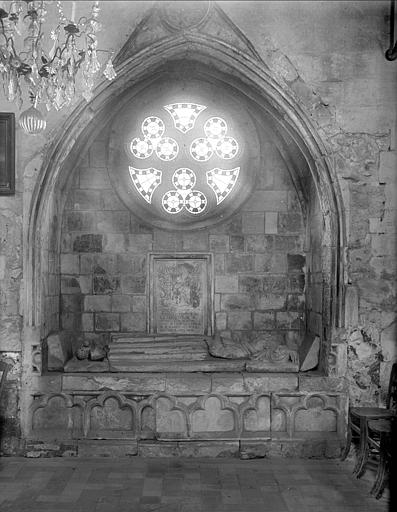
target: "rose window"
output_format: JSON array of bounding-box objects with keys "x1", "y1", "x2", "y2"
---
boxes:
[
  {"x1": 126, "y1": 102, "x2": 241, "y2": 216},
  {"x1": 109, "y1": 79, "x2": 259, "y2": 231}
]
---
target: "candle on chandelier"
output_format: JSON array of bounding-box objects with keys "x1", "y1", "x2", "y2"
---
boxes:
[{"x1": 70, "y1": 1, "x2": 76, "y2": 23}]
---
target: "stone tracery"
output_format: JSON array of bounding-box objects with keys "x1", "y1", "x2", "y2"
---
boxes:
[{"x1": 126, "y1": 104, "x2": 241, "y2": 217}]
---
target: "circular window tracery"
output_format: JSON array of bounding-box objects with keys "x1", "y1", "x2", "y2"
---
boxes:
[
  {"x1": 190, "y1": 138, "x2": 213, "y2": 162},
  {"x1": 215, "y1": 137, "x2": 238, "y2": 159},
  {"x1": 142, "y1": 116, "x2": 165, "y2": 140},
  {"x1": 156, "y1": 136, "x2": 179, "y2": 161},
  {"x1": 130, "y1": 137, "x2": 153, "y2": 159},
  {"x1": 204, "y1": 117, "x2": 227, "y2": 140},
  {"x1": 184, "y1": 190, "x2": 207, "y2": 214},
  {"x1": 109, "y1": 77, "x2": 260, "y2": 230},
  {"x1": 172, "y1": 168, "x2": 196, "y2": 190},
  {"x1": 126, "y1": 105, "x2": 242, "y2": 215},
  {"x1": 162, "y1": 190, "x2": 185, "y2": 214}
]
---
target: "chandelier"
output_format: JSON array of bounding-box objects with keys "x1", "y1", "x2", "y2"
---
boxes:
[{"x1": 0, "y1": 1, "x2": 116, "y2": 134}]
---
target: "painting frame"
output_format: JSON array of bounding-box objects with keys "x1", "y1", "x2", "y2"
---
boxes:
[
  {"x1": 148, "y1": 253, "x2": 214, "y2": 336},
  {"x1": 0, "y1": 113, "x2": 15, "y2": 195}
]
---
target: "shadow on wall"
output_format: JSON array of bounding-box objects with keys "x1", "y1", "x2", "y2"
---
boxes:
[{"x1": 0, "y1": 361, "x2": 21, "y2": 455}]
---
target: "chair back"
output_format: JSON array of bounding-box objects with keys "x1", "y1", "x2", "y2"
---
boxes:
[
  {"x1": 0, "y1": 361, "x2": 10, "y2": 397},
  {"x1": 386, "y1": 362, "x2": 397, "y2": 411}
]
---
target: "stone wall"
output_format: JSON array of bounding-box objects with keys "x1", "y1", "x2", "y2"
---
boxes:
[
  {"x1": 59, "y1": 133, "x2": 305, "y2": 354},
  {"x1": 0, "y1": 118, "x2": 23, "y2": 454},
  {"x1": 0, "y1": 1, "x2": 396, "y2": 454}
]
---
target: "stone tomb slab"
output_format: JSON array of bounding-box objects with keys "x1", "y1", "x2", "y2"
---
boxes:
[
  {"x1": 106, "y1": 334, "x2": 298, "y2": 373},
  {"x1": 107, "y1": 334, "x2": 246, "y2": 372},
  {"x1": 109, "y1": 334, "x2": 210, "y2": 362}
]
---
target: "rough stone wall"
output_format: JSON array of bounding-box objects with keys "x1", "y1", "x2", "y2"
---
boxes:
[
  {"x1": 329, "y1": 133, "x2": 396, "y2": 405},
  {"x1": 59, "y1": 134, "x2": 305, "y2": 352},
  {"x1": 0, "y1": 1, "x2": 396, "y2": 453},
  {"x1": 0, "y1": 120, "x2": 23, "y2": 454}
]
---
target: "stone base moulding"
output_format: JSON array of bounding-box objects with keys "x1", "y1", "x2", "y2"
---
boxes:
[{"x1": 26, "y1": 372, "x2": 348, "y2": 458}]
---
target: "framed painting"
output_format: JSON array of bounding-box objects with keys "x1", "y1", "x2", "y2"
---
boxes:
[
  {"x1": 0, "y1": 113, "x2": 15, "y2": 195},
  {"x1": 149, "y1": 253, "x2": 214, "y2": 336}
]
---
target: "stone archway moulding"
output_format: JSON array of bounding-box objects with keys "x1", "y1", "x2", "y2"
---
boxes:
[{"x1": 25, "y1": 24, "x2": 347, "y2": 345}]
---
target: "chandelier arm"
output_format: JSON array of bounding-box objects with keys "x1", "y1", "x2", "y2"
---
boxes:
[
  {"x1": 77, "y1": 16, "x2": 89, "y2": 27},
  {"x1": 44, "y1": 37, "x2": 82, "y2": 67},
  {"x1": 47, "y1": 45, "x2": 63, "y2": 64},
  {"x1": 51, "y1": 42, "x2": 85, "y2": 74},
  {"x1": 6, "y1": 34, "x2": 19, "y2": 61},
  {"x1": 86, "y1": 32, "x2": 97, "y2": 49},
  {"x1": 23, "y1": 1, "x2": 40, "y2": 23},
  {"x1": 73, "y1": 50, "x2": 86, "y2": 72},
  {"x1": 57, "y1": 33, "x2": 77, "y2": 60},
  {"x1": 0, "y1": 17, "x2": 14, "y2": 53}
]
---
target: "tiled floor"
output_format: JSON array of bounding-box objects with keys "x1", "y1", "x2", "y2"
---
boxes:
[{"x1": 0, "y1": 456, "x2": 390, "y2": 512}]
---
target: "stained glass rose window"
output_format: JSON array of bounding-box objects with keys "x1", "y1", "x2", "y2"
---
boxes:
[{"x1": 108, "y1": 79, "x2": 259, "y2": 230}]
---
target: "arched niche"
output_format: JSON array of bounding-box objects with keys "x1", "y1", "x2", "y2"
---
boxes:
[
  {"x1": 106, "y1": 69, "x2": 261, "y2": 231},
  {"x1": 25, "y1": 30, "x2": 346, "y2": 374}
]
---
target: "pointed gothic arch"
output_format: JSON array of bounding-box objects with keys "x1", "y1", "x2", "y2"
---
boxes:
[{"x1": 25, "y1": 2, "x2": 346, "y2": 373}]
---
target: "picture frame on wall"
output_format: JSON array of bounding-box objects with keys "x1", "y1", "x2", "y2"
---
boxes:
[{"x1": 0, "y1": 113, "x2": 15, "y2": 195}]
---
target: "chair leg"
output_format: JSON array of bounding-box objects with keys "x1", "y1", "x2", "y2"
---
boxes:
[
  {"x1": 370, "y1": 432, "x2": 389, "y2": 499},
  {"x1": 353, "y1": 417, "x2": 369, "y2": 478},
  {"x1": 341, "y1": 416, "x2": 352, "y2": 460}
]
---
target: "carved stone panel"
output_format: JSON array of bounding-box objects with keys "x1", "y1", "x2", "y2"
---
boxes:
[
  {"x1": 190, "y1": 395, "x2": 238, "y2": 437},
  {"x1": 84, "y1": 392, "x2": 137, "y2": 439},
  {"x1": 242, "y1": 395, "x2": 271, "y2": 434},
  {"x1": 155, "y1": 396, "x2": 188, "y2": 438},
  {"x1": 149, "y1": 253, "x2": 213, "y2": 335},
  {"x1": 30, "y1": 393, "x2": 82, "y2": 440}
]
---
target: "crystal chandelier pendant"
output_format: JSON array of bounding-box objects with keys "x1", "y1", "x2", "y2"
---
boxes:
[
  {"x1": 103, "y1": 58, "x2": 116, "y2": 80},
  {"x1": 0, "y1": 1, "x2": 117, "y2": 134},
  {"x1": 19, "y1": 104, "x2": 47, "y2": 135}
]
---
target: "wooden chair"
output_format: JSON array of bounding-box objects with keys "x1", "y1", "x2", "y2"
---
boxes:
[
  {"x1": 341, "y1": 362, "x2": 397, "y2": 478},
  {"x1": 0, "y1": 361, "x2": 10, "y2": 396},
  {"x1": 367, "y1": 417, "x2": 393, "y2": 499},
  {"x1": 0, "y1": 361, "x2": 11, "y2": 450}
]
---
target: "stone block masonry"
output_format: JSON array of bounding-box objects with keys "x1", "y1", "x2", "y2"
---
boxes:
[
  {"x1": 0, "y1": 0, "x2": 394, "y2": 457},
  {"x1": 26, "y1": 372, "x2": 347, "y2": 458},
  {"x1": 59, "y1": 133, "x2": 306, "y2": 347}
]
